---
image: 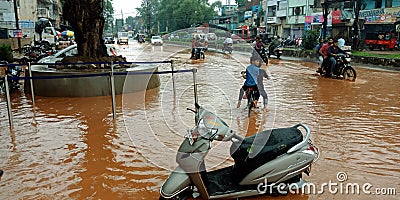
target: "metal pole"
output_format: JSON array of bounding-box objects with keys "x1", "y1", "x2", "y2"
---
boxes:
[
  {"x1": 192, "y1": 68, "x2": 198, "y2": 107},
  {"x1": 171, "y1": 60, "x2": 175, "y2": 90},
  {"x1": 4, "y1": 75, "x2": 14, "y2": 128},
  {"x1": 28, "y1": 62, "x2": 35, "y2": 107},
  {"x1": 110, "y1": 61, "x2": 116, "y2": 119}
]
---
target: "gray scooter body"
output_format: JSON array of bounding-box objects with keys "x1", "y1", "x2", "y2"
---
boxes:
[{"x1": 160, "y1": 107, "x2": 319, "y2": 199}]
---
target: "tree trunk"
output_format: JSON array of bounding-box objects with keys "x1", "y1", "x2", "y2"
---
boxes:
[{"x1": 63, "y1": 0, "x2": 107, "y2": 58}]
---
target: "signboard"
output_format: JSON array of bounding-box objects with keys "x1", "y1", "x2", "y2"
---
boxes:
[
  {"x1": 332, "y1": 10, "x2": 342, "y2": 24},
  {"x1": 287, "y1": 15, "x2": 305, "y2": 24},
  {"x1": 360, "y1": 7, "x2": 400, "y2": 18},
  {"x1": 365, "y1": 14, "x2": 396, "y2": 24},
  {"x1": 13, "y1": 29, "x2": 22, "y2": 38},
  {"x1": 305, "y1": 16, "x2": 313, "y2": 23},
  {"x1": 244, "y1": 11, "x2": 252, "y2": 19}
]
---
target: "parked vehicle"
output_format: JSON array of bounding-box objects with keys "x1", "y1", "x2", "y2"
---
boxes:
[
  {"x1": 365, "y1": 31, "x2": 397, "y2": 50},
  {"x1": 117, "y1": 32, "x2": 129, "y2": 45},
  {"x1": 319, "y1": 53, "x2": 357, "y2": 81},
  {"x1": 34, "y1": 18, "x2": 59, "y2": 48},
  {"x1": 159, "y1": 103, "x2": 319, "y2": 199},
  {"x1": 0, "y1": 62, "x2": 23, "y2": 93},
  {"x1": 104, "y1": 35, "x2": 115, "y2": 44},
  {"x1": 37, "y1": 44, "x2": 117, "y2": 63},
  {"x1": 363, "y1": 24, "x2": 397, "y2": 51},
  {"x1": 150, "y1": 35, "x2": 163, "y2": 46}
]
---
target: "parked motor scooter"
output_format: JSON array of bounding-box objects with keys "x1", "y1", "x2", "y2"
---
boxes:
[
  {"x1": 160, "y1": 104, "x2": 320, "y2": 199},
  {"x1": 0, "y1": 62, "x2": 23, "y2": 93},
  {"x1": 267, "y1": 45, "x2": 284, "y2": 59}
]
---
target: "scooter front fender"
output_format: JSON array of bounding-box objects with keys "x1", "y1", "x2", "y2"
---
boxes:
[{"x1": 160, "y1": 166, "x2": 192, "y2": 198}]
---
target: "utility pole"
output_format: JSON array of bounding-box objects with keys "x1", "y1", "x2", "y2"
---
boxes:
[
  {"x1": 121, "y1": 9, "x2": 124, "y2": 31},
  {"x1": 13, "y1": 0, "x2": 21, "y2": 53},
  {"x1": 322, "y1": 2, "x2": 329, "y2": 39},
  {"x1": 352, "y1": 0, "x2": 362, "y2": 50}
]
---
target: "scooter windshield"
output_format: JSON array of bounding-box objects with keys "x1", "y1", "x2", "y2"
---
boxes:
[{"x1": 196, "y1": 108, "x2": 230, "y2": 140}]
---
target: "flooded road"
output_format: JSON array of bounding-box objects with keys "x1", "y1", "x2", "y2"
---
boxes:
[{"x1": 0, "y1": 40, "x2": 399, "y2": 199}]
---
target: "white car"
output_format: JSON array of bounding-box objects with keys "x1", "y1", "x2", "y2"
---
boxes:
[
  {"x1": 37, "y1": 44, "x2": 118, "y2": 63},
  {"x1": 151, "y1": 36, "x2": 163, "y2": 46}
]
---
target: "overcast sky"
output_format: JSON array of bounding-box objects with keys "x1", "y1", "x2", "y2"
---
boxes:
[{"x1": 112, "y1": 0, "x2": 229, "y2": 18}]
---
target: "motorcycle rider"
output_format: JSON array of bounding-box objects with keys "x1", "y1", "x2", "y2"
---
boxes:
[
  {"x1": 253, "y1": 36, "x2": 266, "y2": 56},
  {"x1": 223, "y1": 35, "x2": 233, "y2": 51},
  {"x1": 237, "y1": 55, "x2": 261, "y2": 109},
  {"x1": 318, "y1": 37, "x2": 333, "y2": 73},
  {"x1": 315, "y1": 38, "x2": 325, "y2": 71},
  {"x1": 327, "y1": 39, "x2": 348, "y2": 77},
  {"x1": 268, "y1": 35, "x2": 280, "y2": 55},
  {"x1": 190, "y1": 36, "x2": 202, "y2": 59}
]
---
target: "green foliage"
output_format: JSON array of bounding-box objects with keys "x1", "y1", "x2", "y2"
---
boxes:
[
  {"x1": 154, "y1": 0, "x2": 218, "y2": 32},
  {"x1": 0, "y1": 44, "x2": 13, "y2": 62},
  {"x1": 302, "y1": 29, "x2": 321, "y2": 50},
  {"x1": 178, "y1": 31, "x2": 188, "y2": 37},
  {"x1": 351, "y1": 51, "x2": 400, "y2": 59},
  {"x1": 215, "y1": 30, "x2": 228, "y2": 38},
  {"x1": 104, "y1": 0, "x2": 114, "y2": 32}
]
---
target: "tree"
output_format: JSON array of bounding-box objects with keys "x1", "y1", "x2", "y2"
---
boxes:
[
  {"x1": 155, "y1": 0, "x2": 218, "y2": 32},
  {"x1": 136, "y1": 0, "x2": 159, "y2": 35},
  {"x1": 104, "y1": 0, "x2": 115, "y2": 34},
  {"x1": 63, "y1": 0, "x2": 107, "y2": 58},
  {"x1": 303, "y1": 29, "x2": 321, "y2": 50}
]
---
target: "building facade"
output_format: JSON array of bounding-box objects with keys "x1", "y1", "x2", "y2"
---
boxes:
[{"x1": 0, "y1": 0, "x2": 61, "y2": 37}]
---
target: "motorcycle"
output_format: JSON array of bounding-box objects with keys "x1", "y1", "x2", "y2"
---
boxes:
[
  {"x1": 222, "y1": 43, "x2": 233, "y2": 54},
  {"x1": 0, "y1": 62, "x2": 23, "y2": 93},
  {"x1": 192, "y1": 47, "x2": 205, "y2": 60},
  {"x1": 267, "y1": 45, "x2": 284, "y2": 59},
  {"x1": 252, "y1": 47, "x2": 269, "y2": 64},
  {"x1": 319, "y1": 53, "x2": 357, "y2": 81},
  {"x1": 160, "y1": 103, "x2": 320, "y2": 200}
]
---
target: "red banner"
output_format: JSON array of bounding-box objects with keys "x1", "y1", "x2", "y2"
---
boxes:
[{"x1": 332, "y1": 10, "x2": 342, "y2": 24}]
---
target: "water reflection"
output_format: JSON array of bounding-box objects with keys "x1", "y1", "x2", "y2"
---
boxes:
[{"x1": 1, "y1": 42, "x2": 399, "y2": 199}]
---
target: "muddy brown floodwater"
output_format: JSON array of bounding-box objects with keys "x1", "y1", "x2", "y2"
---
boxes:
[{"x1": 0, "y1": 40, "x2": 399, "y2": 200}]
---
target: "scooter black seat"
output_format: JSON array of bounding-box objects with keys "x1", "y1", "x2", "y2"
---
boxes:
[{"x1": 230, "y1": 127, "x2": 303, "y2": 181}]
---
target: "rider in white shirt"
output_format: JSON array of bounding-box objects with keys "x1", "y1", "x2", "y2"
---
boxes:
[{"x1": 224, "y1": 36, "x2": 233, "y2": 49}]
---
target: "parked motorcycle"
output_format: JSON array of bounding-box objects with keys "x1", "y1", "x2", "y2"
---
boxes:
[
  {"x1": 0, "y1": 62, "x2": 23, "y2": 93},
  {"x1": 267, "y1": 45, "x2": 284, "y2": 59},
  {"x1": 160, "y1": 103, "x2": 319, "y2": 199},
  {"x1": 252, "y1": 47, "x2": 269, "y2": 64},
  {"x1": 222, "y1": 43, "x2": 233, "y2": 54},
  {"x1": 319, "y1": 53, "x2": 357, "y2": 81}
]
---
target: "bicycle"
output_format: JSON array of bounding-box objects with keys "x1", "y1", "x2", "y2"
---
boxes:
[{"x1": 245, "y1": 87, "x2": 259, "y2": 117}]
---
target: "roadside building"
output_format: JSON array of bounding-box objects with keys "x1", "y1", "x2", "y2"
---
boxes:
[{"x1": 0, "y1": 0, "x2": 61, "y2": 37}]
